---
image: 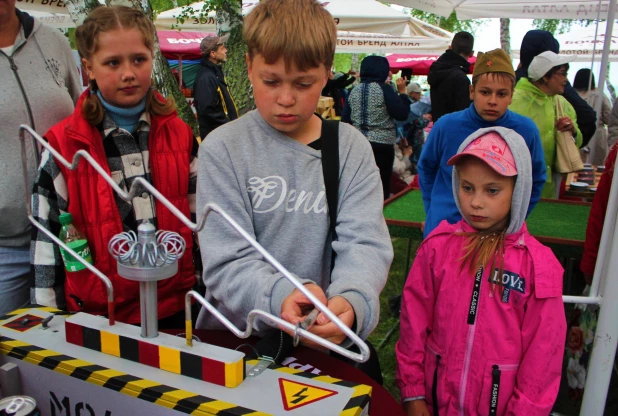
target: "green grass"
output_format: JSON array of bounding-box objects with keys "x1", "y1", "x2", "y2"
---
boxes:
[
  {"x1": 384, "y1": 190, "x2": 591, "y2": 241},
  {"x1": 367, "y1": 237, "x2": 420, "y2": 400}
]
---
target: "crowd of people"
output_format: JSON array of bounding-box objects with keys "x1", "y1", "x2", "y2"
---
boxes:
[{"x1": 1, "y1": 0, "x2": 617, "y2": 414}]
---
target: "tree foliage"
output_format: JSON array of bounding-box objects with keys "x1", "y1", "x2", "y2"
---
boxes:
[
  {"x1": 333, "y1": 53, "x2": 367, "y2": 73},
  {"x1": 150, "y1": 0, "x2": 194, "y2": 15},
  {"x1": 405, "y1": 9, "x2": 485, "y2": 35},
  {"x1": 532, "y1": 19, "x2": 602, "y2": 35}
]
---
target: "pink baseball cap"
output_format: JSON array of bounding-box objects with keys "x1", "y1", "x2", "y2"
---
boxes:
[{"x1": 447, "y1": 131, "x2": 518, "y2": 176}]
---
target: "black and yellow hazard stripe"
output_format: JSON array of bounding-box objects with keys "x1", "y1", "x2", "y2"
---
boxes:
[
  {"x1": 65, "y1": 318, "x2": 244, "y2": 388},
  {"x1": 246, "y1": 360, "x2": 372, "y2": 416},
  {"x1": 0, "y1": 335, "x2": 268, "y2": 416}
]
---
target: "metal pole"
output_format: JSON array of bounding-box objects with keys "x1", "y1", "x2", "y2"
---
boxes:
[
  {"x1": 137, "y1": 222, "x2": 159, "y2": 338},
  {"x1": 178, "y1": 54, "x2": 184, "y2": 87},
  {"x1": 589, "y1": 0, "x2": 618, "y2": 299},
  {"x1": 586, "y1": 0, "x2": 604, "y2": 92},
  {"x1": 140, "y1": 281, "x2": 159, "y2": 338},
  {"x1": 562, "y1": 295, "x2": 601, "y2": 305},
  {"x1": 580, "y1": 135, "x2": 618, "y2": 415},
  {"x1": 591, "y1": 0, "x2": 616, "y2": 148}
]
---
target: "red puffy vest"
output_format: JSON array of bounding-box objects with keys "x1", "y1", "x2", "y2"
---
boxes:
[{"x1": 44, "y1": 91, "x2": 196, "y2": 324}]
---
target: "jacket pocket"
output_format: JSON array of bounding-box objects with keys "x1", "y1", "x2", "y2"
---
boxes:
[
  {"x1": 64, "y1": 255, "x2": 107, "y2": 314},
  {"x1": 424, "y1": 342, "x2": 444, "y2": 414},
  {"x1": 477, "y1": 362, "x2": 519, "y2": 416}
]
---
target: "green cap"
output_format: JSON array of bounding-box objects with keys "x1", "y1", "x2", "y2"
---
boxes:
[
  {"x1": 59, "y1": 213, "x2": 74, "y2": 225},
  {"x1": 473, "y1": 49, "x2": 515, "y2": 79}
]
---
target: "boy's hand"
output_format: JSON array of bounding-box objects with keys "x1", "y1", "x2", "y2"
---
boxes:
[
  {"x1": 403, "y1": 146, "x2": 413, "y2": 158},
  {"x1": 403, "y1": 399, "x2": 430, "y2": 416},
  {"x1": 396, "y1": 76, "x2": 407, "y2": 93},
  {"x1": 281, "y1": 283, "x2": 327, "y2": 326},
  {"x1": 307, "y1": 296, "x2": 355, "y2": 346},
  {"x1": 556, "y1": 116, "x2": 576, "y2": 134}
]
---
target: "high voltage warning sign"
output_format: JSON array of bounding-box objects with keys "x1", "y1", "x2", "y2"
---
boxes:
[
  {"x1": 278, "y1": 378, "x2": 338, "y2": 410},
  {"x1": 2, "y1": 314, "x2": 44, "y2": 332}
]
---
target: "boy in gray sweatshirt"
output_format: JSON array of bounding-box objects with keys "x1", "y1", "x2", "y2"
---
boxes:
[{"x1": 196, "y1": 0, "x2": 393, "y2": 349}]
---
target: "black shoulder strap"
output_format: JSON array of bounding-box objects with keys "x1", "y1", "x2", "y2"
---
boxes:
[{"x1": 320, "y1": 119, "x2": 339, "y2": 259}]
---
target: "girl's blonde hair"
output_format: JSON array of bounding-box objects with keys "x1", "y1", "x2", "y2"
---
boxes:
[
  {"x1": 75, "y1": 6, "x2": 175, "y2": 125},
  {"x1": 458, "y1": 229, "x2": 507, "y2": 295}
]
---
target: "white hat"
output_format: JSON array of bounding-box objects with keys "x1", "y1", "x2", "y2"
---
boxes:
[
  {"x1": 406, "y1": 82, "x2": 422, "y2": 94},
  {"x1": 528, "y1": 51, "x2": 575, "y2": 82}
]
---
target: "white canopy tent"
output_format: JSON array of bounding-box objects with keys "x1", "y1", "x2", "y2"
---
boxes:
[
  {"x1": 390, "y1": 0, "x2": 613, "y2": 20},
  {"x1": 155, "y1": 0, "x2": 411, "y2": 35},
  {"x1": 336, "y1": 17, "x2": 452, "y2": 53},
  {"x1": 395, "y1": 1, "x2": 618, "y2": 415},
  {"x1": 510, "y1": 22, "x2": 618, "y2": 63},
  {"x1": 390, "y1": 1, "x2": 617, "y2": 100},
  {"x1": 14, "y1": 0, "x2": 71, "y2": 14},
  {"x1": 24, "y1": 10, "x2": 74, "y2": 29},
  {"x1": 19, "y1": 11, "x2": 452, "y2": 54}
]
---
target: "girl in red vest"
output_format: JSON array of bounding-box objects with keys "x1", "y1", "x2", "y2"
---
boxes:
[{"x1": 30, "y1": 6, "x2": 197, "y2": 326}]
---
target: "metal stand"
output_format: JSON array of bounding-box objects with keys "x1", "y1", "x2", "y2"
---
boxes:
[{"x1": 109, "y1": 222, "x2": 185, "y2": 338}]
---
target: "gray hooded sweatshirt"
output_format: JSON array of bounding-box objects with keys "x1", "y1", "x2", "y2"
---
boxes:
[
  {"x1": 1, "y1": 10, "x2": 81, "y2": 248},
  {"x1": 451, "y1": 126, "x2": 533, "y2": 235},
  {"x1": 195, "y1": 110, "x2": 393, "y2": 341}
]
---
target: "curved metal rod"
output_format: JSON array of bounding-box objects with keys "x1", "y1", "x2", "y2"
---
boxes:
[
  {"x1": 185, "y1": 291, "x2": 369, "y2": 363},
  {"x1": 20, "y1": 125, "x2": 370, "y2": 360},
  {"x1": 20, "y1": 125, "x2": 115, "y2": 326}
]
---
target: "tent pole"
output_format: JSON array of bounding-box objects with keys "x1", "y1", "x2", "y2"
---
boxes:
[
  {"x1": 580, "y1": 159, "x2": 618, "y2": 415},
  {"x1": 589, "y1": 2, "x2": 616, "y2": 301},
  {"x1": 590, "y1": 0, "x2": 616, "y2": 134},
  {"x1": 587, "y1": 0, "x2": 603, "y2": 92},
  {"x1": 178, "y1": 54, "x2": 184, "y2": 88},
  {"x1": 580, "y1": 5, "x2": 618, "y2": 414}
]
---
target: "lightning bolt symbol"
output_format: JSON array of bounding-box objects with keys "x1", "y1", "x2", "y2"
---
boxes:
[{"x1": 291, "y1": 387, "x2": 309, "y2": 404}]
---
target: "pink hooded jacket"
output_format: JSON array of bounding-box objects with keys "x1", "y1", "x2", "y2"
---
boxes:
[{"x1": 396, "y1": 127, "x2": 567, "y2": 416}]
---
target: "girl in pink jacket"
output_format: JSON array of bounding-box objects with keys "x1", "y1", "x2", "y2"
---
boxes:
[{"x1": 396, "y1": 127, "x2": 566, "y2": 416}]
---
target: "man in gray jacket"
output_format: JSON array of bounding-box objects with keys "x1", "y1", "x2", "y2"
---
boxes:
[{"x1": 0, "y1": 5, "x2": 81, "y2": 314}]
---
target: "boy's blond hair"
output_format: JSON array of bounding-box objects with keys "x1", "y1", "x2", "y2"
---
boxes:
[
  {"x1": 472, "y1": 72, "x2": 516, "y2": 89},
  {"x1": 243, "y1": 0, "x2": 336, "y2": 72}
]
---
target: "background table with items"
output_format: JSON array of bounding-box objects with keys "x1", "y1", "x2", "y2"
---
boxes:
[
  {"x1": 383, "y1": 188, "x2": 591, "y2": 272},
  {"x1": 564, "y1": 166, "x2": 604, "y2": 200},
  {"x1": 316, "y1": 96, "x2": 338, "y2": 120}
]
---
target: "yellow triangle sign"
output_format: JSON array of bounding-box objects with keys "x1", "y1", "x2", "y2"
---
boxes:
[{"x1": 278, "y1": 378, "x2": 338, "y2": 410}]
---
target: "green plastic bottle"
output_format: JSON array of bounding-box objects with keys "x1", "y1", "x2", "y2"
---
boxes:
[{"x1": 58, "y1": 213, "x2": 92, "y2": 272}]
